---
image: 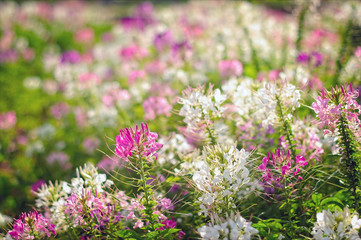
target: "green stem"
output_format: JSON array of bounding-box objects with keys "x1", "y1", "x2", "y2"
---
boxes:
[
  {"x1": 138, "y1": 155, "x2": 155, "y2": 231},
  {"x1": 205, "y1": 124, "x2": 217, "y2": 145},
  {"x1": 275, "y1": 96, "x2": 296, "y2": 160},
  {"x1": 338, "y1": 114, "x2": 359, "y2": 213},
  {"x1": 296, "y1": 3, "x2": 308, "y2": 53}
]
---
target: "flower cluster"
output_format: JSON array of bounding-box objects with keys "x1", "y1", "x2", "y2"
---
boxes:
[
  {"x1": 192, "y1": 144, "x2": 250, "y2": 216},
  {"x1": 8, "y1": 210, "x2": 56, "y2": 240},
  {"x1": 258, "y1": 149, "x2": 308, "y2": 195},
  {"x1": 311, "y1": 207, "x2": 361, "y2": 240},
  {"x1": 178, "y1": 85, "x2": 226, "y2": 141},
  {"x1": 198, "y1": 212, "x2": 258, "y2": 240},
  {"x1": 255, "y1": 82, "x2": 301, "y2": 126},
  {"x1": 312, "y1": 84, "x2": 361, "y2": 136},
  {"x1": 115, "y1": 123, "x2": 163, "y2": 162}
]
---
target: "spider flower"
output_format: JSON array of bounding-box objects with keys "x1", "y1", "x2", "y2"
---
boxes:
[
  {"x1": 312, "y1": 84, "x2": 361, "y2": 136},
  {"x1": 8, "y1": 210, "x2": 56, "y2": 240},
  {"x1": 258, "y1": 149, "x2": 308, "y2": 194},
  {"x1": 115, "y1": 123, "x2": 163, "y2": 162}
]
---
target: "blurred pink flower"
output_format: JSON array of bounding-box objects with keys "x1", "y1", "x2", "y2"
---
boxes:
[
  {"x1": 50, "y1": 102, "x2": 69, "y2": 119},
  {"x1": 143, "y1": 96, "x2": 172, "y2": 120},
  {"x1": 128, "y1": 70, "x2": 146, "y2": 85},
  {"x1": 82, "y1": 137, "x2": 100, "y2": 153},
  {"x1": 47, "y1": 151, "x2": 71, "y2": 170},
  {"x1": 218, "y1": 60, "x2": 243, "y2": 78},
  {"x1": 78, "y1": 73, "x2": 101, "y2": 89},
  {"x1": 120, "y1": 45, "x2": 148, "y2": 61},
  {"x1": 74, "y1": 28, "x2": 94, "y2": 44},
  {"x1": 0, "y1": 111, "x2": 16, "y2": 130},
  {"x1": 97, "y1": 156, "x2": 121, "y2": 172}
]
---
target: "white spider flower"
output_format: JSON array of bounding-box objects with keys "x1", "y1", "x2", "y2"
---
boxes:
[
  {"x1": 179, "y1": 85, "x2": 226, "y2": 135},
  {"x1": 312, "y1": 207, "x2": 361, "y2": 240},
  {"x1": 254, "y1": 82, "x2": 301, "y2": 126},
  {"x1": 192, "y1": 144, "x2": 251, "y2": 216},
  {"x1": 198, "y1": 212, "x2": 258, "y2": 240}
]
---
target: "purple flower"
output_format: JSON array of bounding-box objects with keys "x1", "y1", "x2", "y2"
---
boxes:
[
  {"x1": 311, "y1": 51, "x2": 323, "y2": 67},
  {"x1": 0, "y1": 50, "x2": 18, "y2": 63},
  {"x1": 296, "y1": 52, "x2": 310, "y2": 64},
  {"x1": 171, "y1": 40, "x2": 191, "y2": 56},
  {"x1": 154, "y1": 31, "x2": 173, "y2": 51},
  {"x1": 60, "y1": 50, "x2": 81, "y2": 64},
  {"x1": 50, "y1": 102, "x2": 69, "y2": 119},
  {"x1": 31, "y1": 180, "x2": 46, "y2": 193},
  {"x1": 120, "y1": 2, "x2": 154, "y2": 30},
  {"x1": 258, "y1": 149, "x2": 308, "y2": 192}
]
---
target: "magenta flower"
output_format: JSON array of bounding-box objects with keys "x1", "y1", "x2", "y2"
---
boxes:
[
  {"x1": 115, "y1": 123, "x2": 163, "y2": 162},
  {"x1": 31, "y1": 180, "x2": 46, "y2": 193},
  {"x1": 8, "y1": 210, "x2": 56, "y2": 240},
  {"x1": 258, "y1": 149, "x2": 308, "y2": 192},
  {"x1": 60, "y1": 50, "x2": 81, "y2": 64}
]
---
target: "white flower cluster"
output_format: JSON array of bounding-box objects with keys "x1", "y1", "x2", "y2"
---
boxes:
[
  {"x1": 35, "y1": 163, "x2": 113, "y2": 229},
  {"x1": 179, "y1": 86, "x2": 226, "y2": 133},
  {"x1": 312, "y1": 207, "x2": 361, "y2": 240},
  {"x1": 254, "y1": 82, "x2": 301, "y2": 126},
  {"x1": 157, "y1": 133, "x2": 193, "y2": 165},
  {"x1": 192, "y1": 144, "x2": 250, "y2": 216},
  {"x1": 198, "y1": 212, "x2": 258, "y2": 240},
  {"x1": 222, "y1": 78, "x2": 254, "y2": 117}
]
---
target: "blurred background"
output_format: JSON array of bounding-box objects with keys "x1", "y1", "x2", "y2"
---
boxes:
[{"x1": 0, "y1": 0, "x2": 360, "y2": 231}]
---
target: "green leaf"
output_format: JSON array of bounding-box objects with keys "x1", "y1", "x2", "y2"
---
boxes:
[
  {"x1": 320, "y1": 197, "x2": 344, "y2": 210},
  {"x1": 312, "y1": 193, "x2": 323, "y2": 206}
]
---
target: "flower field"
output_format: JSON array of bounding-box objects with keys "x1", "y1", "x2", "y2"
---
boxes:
[{"x1": 0, "y1": 1, "x2": 361, "y2": 239}]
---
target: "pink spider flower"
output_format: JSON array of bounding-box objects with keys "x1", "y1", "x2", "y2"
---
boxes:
[
  {"x1": 8, "y1": 210, "x2": 56, "y2": 240},
  {"x1": 65, "y1": 190, "x2": 107, "y2": 226},
  {"x1": 115, "y1": 123, "x2": 163, "y2": 162},
  {"x1": 258, "y1": 149, "x2": 308, "y2": 192},
  {"x1": 143, "y1": 96, "x2": 172, "y2": 120},
  {"x1": 312, "y1": 84, "x2": 361, "y2": 136}
]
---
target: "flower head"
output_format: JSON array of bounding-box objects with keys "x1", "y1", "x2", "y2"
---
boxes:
[
  {"x1": 8, "y1": 210, "x2": 56, "y2": 240},
  {"x1": 115, "y1": 123, "x2": 163, "y2": 162},
  {"x1": 312, "y1": 207, "x2": 361, "y2": 240},
  {"x1": 312, "y1": 84, "x2": 361, "y2": 136}
]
